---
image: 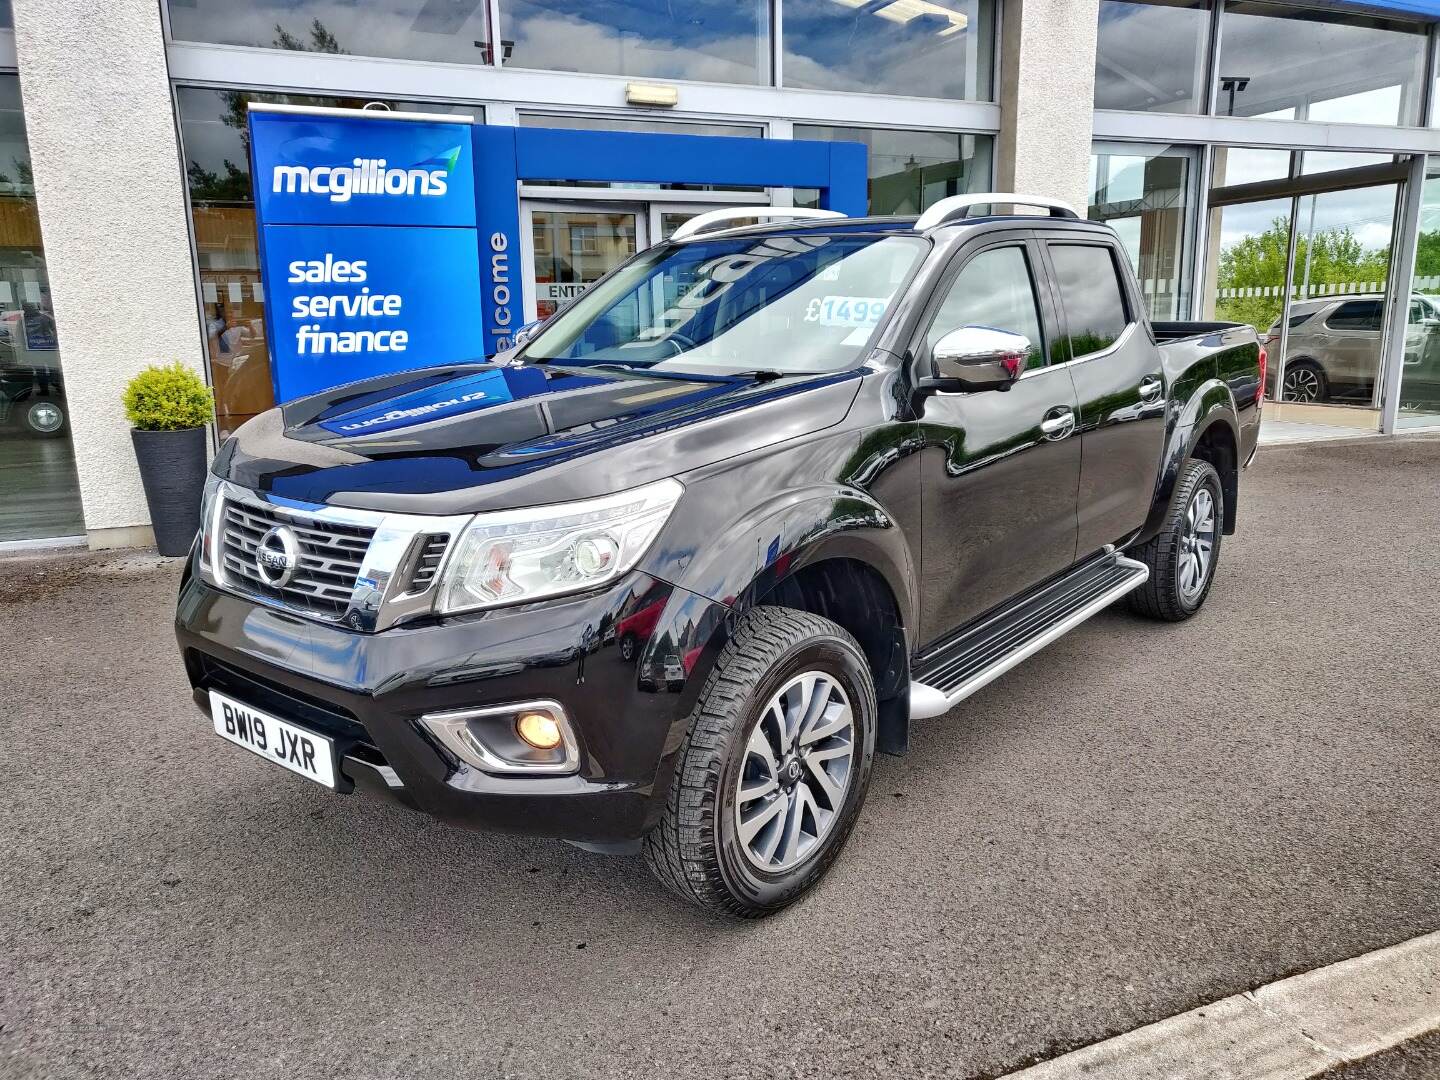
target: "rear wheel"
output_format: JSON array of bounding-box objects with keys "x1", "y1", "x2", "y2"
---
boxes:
[
  {"x1": 1126, "y1": 458, "x2": 1223, "y2": 622},
  {"x1": 643, "y1": 606, "x2": 876, "y2": 918},
  {"x1": 1281, "y1": 358, "x2": 1327, "y2": 403}
]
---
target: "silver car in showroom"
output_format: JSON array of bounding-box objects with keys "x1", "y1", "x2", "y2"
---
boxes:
[{"x1": 1264, "y1": 294, "x2": 1440, "y2": 403}]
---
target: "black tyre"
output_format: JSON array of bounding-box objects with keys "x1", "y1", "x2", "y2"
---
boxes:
[
  {"x1": 1280, "y1": 358, "x2": 1327, "y2": 403},
  {"x1": 643, "y1": 606, "x2": 876, "y2": 918},
  {"x1": 619, "y1": 632, "x2": 638, "y2": 663},
  {"x1": 22, "y1": 395, "x2": 66, "y2": 438},
  {"x1": 1126, "y1": 458, "x2": 1223, "y2": 622}
]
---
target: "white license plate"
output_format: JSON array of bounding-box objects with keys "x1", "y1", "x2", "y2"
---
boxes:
[{"x1": 210, "y1": 690, "x2": 337, "y2": 789}]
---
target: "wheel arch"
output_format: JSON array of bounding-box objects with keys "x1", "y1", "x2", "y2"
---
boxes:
[
  {"x1": 1140, "y1": 380, "x2": 1240, "y2": 541},
  {"x1": 667, "y1": 485, "x2": 918, "y2": 755}
]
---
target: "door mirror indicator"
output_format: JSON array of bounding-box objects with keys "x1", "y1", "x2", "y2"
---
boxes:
[{"x1": 922, "y1": 326, "x2": 1030, "y2": 394}]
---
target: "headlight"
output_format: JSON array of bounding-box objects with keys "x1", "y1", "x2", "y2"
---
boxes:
[
  {"x1": 198, "y1": 470, "x2": 226, "y2": 581},
  {"x1": 436, "y1": 478, "x2": 683, "y2": 614}
]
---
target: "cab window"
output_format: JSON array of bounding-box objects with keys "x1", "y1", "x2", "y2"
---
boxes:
[
  {"x1": 1325, "y1": 299, "x2": 1383, "y2": 331},
  {"x1": 925, "y1": 246, "x2": 1047, "y2": 372},
  {"x1": 1048, "y1": 243, "x2": 1131, "y2": 358}
]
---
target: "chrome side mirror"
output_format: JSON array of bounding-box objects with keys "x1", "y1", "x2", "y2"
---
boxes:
[{"x1": 923, "y1": 326, "x2": 1031, "y2": 393}]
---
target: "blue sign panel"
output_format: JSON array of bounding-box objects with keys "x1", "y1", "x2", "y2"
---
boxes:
[
  {"x1": 250, "y1": 107, "x2": 485, "y2": 403},
  {"x1": 251, "y1": 104, "x2": 868, "y2": 397},
  {"x1": 251, "y1": 110, "x2": 476, "y2": 228},
  {"x1": 259, "y1": 224, "x2": 484, "y2": 402}
]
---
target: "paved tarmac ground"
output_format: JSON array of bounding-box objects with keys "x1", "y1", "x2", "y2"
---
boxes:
[{"x1": 2, "y1": 436, "x2": 1438, "y2": 1080}]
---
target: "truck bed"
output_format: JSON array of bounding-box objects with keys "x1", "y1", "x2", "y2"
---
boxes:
[{"x1": 1151, "y1": 320, "x2": 1253, "y2": 344}]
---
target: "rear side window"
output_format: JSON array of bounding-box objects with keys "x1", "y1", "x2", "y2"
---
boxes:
[
  {"x1": 1048, "y1": 243, "x2": 1131, "y2": 358},
  {"x1": 1326, "y1": 300, "x2": 1383, "y2": 331}
]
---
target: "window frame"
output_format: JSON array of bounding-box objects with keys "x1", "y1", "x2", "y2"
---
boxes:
[
  {"x1": 1038, "y1": 238, "x2": 1137, "y2": 364},
  {"x1": 1324, "y1": 298, "x2": 1385, "y2": 332},
  {"x1": 907, "y1": 233, "x2": 1062, "y2": 378}
]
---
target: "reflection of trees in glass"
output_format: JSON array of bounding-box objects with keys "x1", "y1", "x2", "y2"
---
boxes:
[
  {"x1": 0, "y1": 157, "x2": 33, "y2": 196},
  {"x1": 186, "y1": 21, "x2": 348, "y2": 204},
  {"x1": 1413, "y1": 230, "x2": 1440, "y2": 279},
  {"x1": 1217, "y1": 217, "x2": 1389, "y2": 332}
]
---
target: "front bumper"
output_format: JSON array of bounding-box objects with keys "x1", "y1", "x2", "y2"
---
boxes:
[{"x1": 175, "y1": 564, "x2": 731, "y2": 843}]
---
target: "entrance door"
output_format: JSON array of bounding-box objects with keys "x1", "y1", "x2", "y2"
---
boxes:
[
  {"x1": 1203, "y1": 152, "x2": 1411, "y2": 435},
  {"x1": 522, "y1": 202, "x2": 646, "y2": 323}
]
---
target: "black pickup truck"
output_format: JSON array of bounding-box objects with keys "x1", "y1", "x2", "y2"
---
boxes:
[{"x1": 175, "y1": 195, "x2": 1263, "y2": 917}]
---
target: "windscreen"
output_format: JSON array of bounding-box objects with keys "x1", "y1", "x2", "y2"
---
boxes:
[{"x1": 521, "y1": 232, "x2": 928, "y2": 376}]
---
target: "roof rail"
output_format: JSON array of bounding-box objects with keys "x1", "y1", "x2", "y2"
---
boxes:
[
  {"x1": 670, "y1": 206, "x2": 845, "y2": 242},
  {"x1": 915, "y1": 193, "x2": 1080, "y2": 231}
]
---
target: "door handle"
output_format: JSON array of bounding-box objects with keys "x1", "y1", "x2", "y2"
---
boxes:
[
  {"x1": 1139, "y1": 375, "x2": 1163, "y2": 401},
  {"x1": 1040, "y1": 408, "x2": 1075, "y2": 439}
]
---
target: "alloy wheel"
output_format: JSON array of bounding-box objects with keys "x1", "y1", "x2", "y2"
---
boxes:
[
  {"x1": 1282, "y1": 366, "x2": 1322, "y2": 402},
  {"x1": 1177, "y1": 486, "x2": 1217, "y2": 603},
  {"x1": 734, "y1": 671, "x2": 855, "y2": 872}
]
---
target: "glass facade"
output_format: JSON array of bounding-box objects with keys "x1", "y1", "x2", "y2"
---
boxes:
[
  {"x1": 1095, "y1": 0, "x2": 1210, "y2": 114},
  {"x1": 793, "y1": 126, "x2": 993, "y2": 216},
  {"x1": 1401, "y1": 160, "x2": 1440, "y2": 424},
  {"x1": 1089, "y1": 142, "x2": 1196, "y2": 319},
  {"x1": 1217, "y1": 4, "x2": 1427, "y2": 125},
  {"x1": 0, "y1": 74, "x2": 83, "y2": 542},
  {"x1": 167, "y1": 0, "x2": 495, "y2": 65},
  {"x1": 163, "y1": 1, "x2": 998, "y2": 102},
  {"x1": 782, "y1": 0, "x2": 994, "y2": 101},
  {"x1": 175, "y1": 87, "x2": 481, "y2": 438},
  {"x1": 502, "y1": 0, "x2": 769, "y2": 84}
]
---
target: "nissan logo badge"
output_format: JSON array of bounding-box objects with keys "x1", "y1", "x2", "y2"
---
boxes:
[{"x1": 255, "y1": 525, "x2": 300, "y2": 587}]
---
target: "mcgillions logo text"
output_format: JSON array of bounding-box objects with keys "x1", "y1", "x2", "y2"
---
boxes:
[{"x1": 272, "y1": 148, "x2": 459, "y2": 204}]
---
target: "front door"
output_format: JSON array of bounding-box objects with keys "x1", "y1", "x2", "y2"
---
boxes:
[
  {"x1": 522, "y1": 202, "x2": 646, "y2": 323},
  {"x1": 914, "y1": 238, "x2": 1082, "y2": 646}
]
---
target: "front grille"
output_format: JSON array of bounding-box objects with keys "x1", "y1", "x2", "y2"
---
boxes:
[{"x1": 220, "y1": 499, "x2": 374, "y2": 618}]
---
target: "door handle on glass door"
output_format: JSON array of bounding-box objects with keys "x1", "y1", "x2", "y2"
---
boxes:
[
  {"x1": 1139, "y1": 376, "x2": 1163, "y2": 400},
  {"x1": 1040, "y1": 408, "x2": 1075, "y2": 439}
]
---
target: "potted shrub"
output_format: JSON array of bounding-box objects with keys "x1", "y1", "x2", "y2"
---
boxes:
[{"x1": 122, "y1": 362, "x2": 215, "y2": 557}]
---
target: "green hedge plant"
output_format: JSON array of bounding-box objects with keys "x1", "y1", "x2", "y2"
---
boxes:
[{"x1": 122, "y1": 362, "x2": 214, "y2": 431}]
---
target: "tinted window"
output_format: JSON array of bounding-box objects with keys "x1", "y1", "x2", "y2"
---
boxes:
[
  {"x1": 167, "y1": 0, "x2": 493, "y2": 64},
  {"x1": 926, "y1": 247, "x2": 1046, "y2": 372},
  {"x1": 794, "y1": 127, "x2": 994, "y2": 217},
  {"x1": 1218, "y1": 3, "x2": 1427, "y2": 126},
  {"x1": 1326, "y1": 300, "x2": 1383, "y2": 331},
  {"x1": 1049, "y1": 244, "x2": 1131, "y2": 357},
  {"x1": 782, "y1": 0, "x2": 995, "y2": 100},
  {"x1": 501, "y1": 0, "x2": 769, "y2": 85},
  {"x1": 1095, "y1": 0, "x2": 1209, "y2": 114}
]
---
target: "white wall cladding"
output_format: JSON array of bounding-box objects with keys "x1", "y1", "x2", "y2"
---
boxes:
[
  {"x1": 11, "y1": 0, "x2": 205, "y2": 537},
  {"x1": 997, "y1": 0, "x2": 1100, "y2": 214}
]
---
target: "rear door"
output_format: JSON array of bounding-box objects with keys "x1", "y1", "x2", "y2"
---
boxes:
[
  {"x1": 1321, "y1": 299, "x2": 1384, "y2": 393},
  {"x1": 1039, "y1": 237, "x2": 1166, "y2": 556},
  {"x1": 913, "y1": 235, "x2": 1081, "y2": 646}
]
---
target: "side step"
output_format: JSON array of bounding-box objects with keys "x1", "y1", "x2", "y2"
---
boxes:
[{"x1": 909, "y1": 552, "x2": 1149, "y2": 720}]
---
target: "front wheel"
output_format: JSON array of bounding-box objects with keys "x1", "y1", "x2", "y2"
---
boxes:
[
  {"x1": 643, "y1": 606, "x2": 876, "y2": 918},
  {"x1": 1126, "y1": 458, "x2": 1223, "y2": 622}
]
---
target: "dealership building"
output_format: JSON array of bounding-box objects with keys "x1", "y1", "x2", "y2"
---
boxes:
[{"x1": 3, "y1": 0, "x2": 1440, "y2": 549}]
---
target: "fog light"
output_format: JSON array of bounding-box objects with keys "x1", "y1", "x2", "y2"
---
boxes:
[{"x1": 516, "y1": 711, "x2": 563, "y2": 750}]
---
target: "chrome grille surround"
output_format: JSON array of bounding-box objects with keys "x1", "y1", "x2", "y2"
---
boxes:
[{"x1": 204, "y1": 480, "x2": 471, "y2": 632}]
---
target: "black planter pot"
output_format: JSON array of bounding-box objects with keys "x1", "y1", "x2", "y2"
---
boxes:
[{"x1": 131, "y1": 426, "x2": 208, "y2": 557}]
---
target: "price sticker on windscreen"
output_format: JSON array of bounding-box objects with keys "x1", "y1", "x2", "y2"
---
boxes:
[{"x1": 804, "y1": 296, "x2": 889, "y2": 328}]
